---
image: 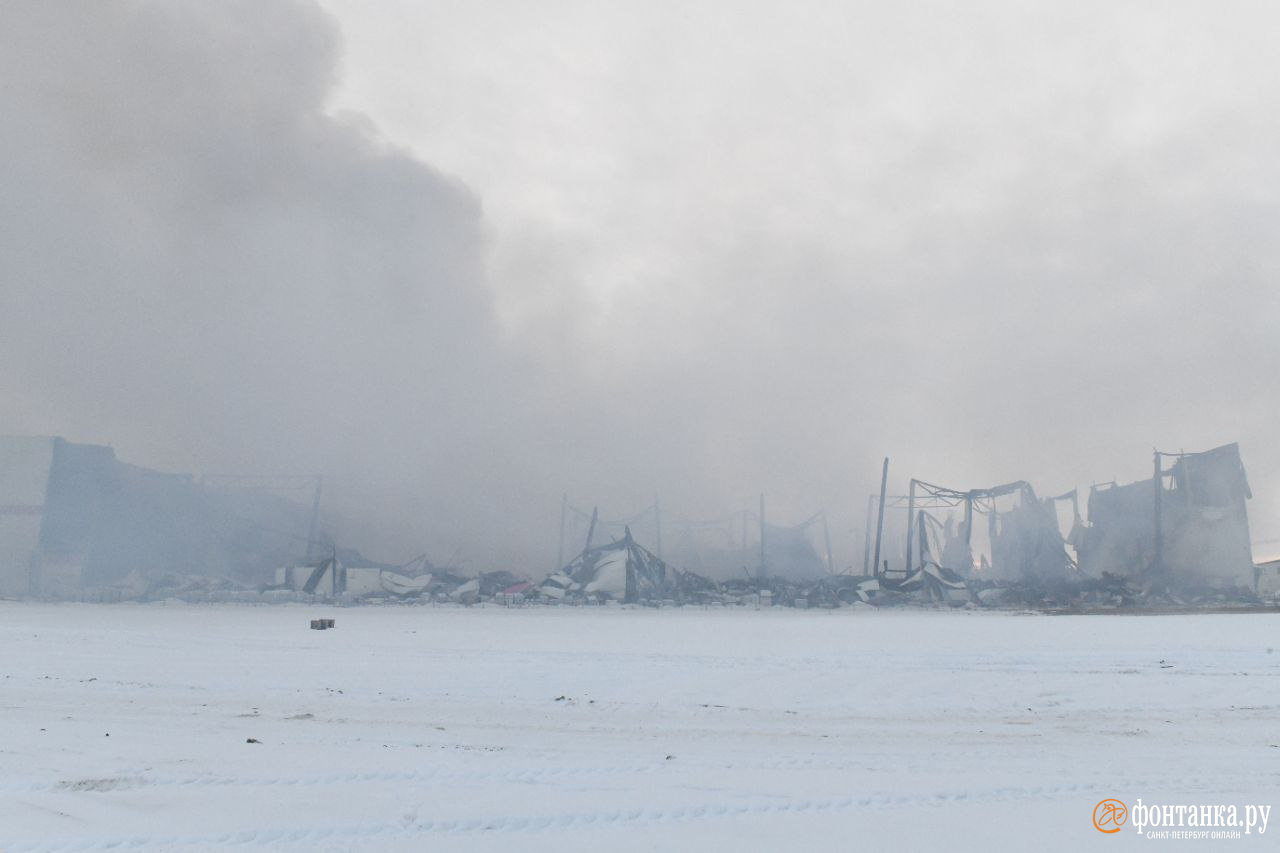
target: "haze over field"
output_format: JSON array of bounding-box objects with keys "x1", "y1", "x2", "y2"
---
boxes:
[{"x1": 2, "y1": 1, "x2": 1277, "y2": 568}]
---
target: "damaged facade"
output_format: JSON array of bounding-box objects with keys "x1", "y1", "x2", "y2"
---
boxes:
[
  {"x1": 1078, "y1": 443, "x2": 1254, "y2": 591},
  {"x1": 860, "y1": 442, "x2": 1262, "y2": 606},
  {"x1": 0, "y1": 435, "x2": 320, "y2": 598},
  {"x1": 870, "y1": 478, "x2": 1075, "y2": 585}
]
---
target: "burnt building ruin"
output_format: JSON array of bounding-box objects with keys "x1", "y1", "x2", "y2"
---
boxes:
[
  {"x1": 867, "y1": 477, "x2": 1075, "y2": 584},
  {"x1": 863, "y1": 442, "x2": 1259, "y2": 602},
  {"x1": 1077, "y1": 443, "x2": 1253, "y2": 591},
  {"x1": 0, "y1": 435, "x2": 320, "y2": 598}
]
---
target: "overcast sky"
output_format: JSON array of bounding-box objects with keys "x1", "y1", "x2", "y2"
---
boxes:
[{"x1": 2, "y1": 1, "x2": 1276, "y2": 568}]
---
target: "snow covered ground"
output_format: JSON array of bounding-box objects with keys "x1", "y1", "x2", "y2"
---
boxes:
[{"x1": 1, "y1": 602, "x2": 1276, "y2": 851}]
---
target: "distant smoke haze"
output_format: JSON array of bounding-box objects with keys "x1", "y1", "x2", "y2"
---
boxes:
[{"x1": 2, "y1": 1, "x2": 1277, "y2": 570}]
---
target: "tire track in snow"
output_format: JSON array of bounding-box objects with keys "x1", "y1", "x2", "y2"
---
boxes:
[
  {"x1": 4, "y1": 780, "x2": 1120, "y2": 850},
  {"x1": 1, "y1": 762, "x2": 663, "y2": 797},
  {"x1": 0, "y1": 753, "x2": 941, "y2": 797},
  {"x1": 10, "y1": 757, "x2": 1270, "y2": 798}
]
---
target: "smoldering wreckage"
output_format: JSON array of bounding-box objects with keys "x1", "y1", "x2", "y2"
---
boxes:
[{"x1": 0, "y1": 435, "x2": 1275, "y2": 611}]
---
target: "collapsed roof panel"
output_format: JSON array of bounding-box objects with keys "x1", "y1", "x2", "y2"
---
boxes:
[{"x1": 534, "y1": 526, "x2": 715, "y2": 604}]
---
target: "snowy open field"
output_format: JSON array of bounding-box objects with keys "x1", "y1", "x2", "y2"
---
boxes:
[{"x1": 1, "y1": 602, "x2": 1276, "y2": 851}]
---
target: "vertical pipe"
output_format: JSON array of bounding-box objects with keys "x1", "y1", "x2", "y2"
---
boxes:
[
  {"x1": 963, "y1": 493, "x2": 974, "y2": 575},
  {"x1": 872, "y1": 458, "x2": 889, "y2": 579},
  {"x1": 557, "y1": 493, "x2": 568, "y2": 570},
  {"x1": 1152, "y1": 450, "x2": 1164, "y2": 582},
  {"x1": 822, "y1": 511, "x2": 834, "y2": 574},
  {"x1": 963, "y1": 494, "x2": 973, "y2": 548},
  {"x1": 585, "y1": 506, "x2": 598, "y2": 554},
  {"x1": 305, "y1": 476, "x2": 323, "y2": 560},
  {"x1": 654, "y1": 496, "x2": 663, "y2": 559},
  {"x1": 1180, "y1": 449, "x2": 1195, "y2": 507},
  {"x1": 905, "y1": 479, "x2": 918, "y2": 573},
  {"x1": 862, "y1": 494, "x2": 875, "y2": 576},
  {"x1": 758, "y1": 493, "x2": 767, "y2": 578},
  {"x1": 917, "y1": 509, "x2": 928, "y2": 566}
]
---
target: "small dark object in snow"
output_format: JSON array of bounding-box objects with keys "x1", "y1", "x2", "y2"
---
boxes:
[
  {"x1": 104, "y1": 733, "x2": 109, "y2": 737},
  {"x1": 665, "y1": 754, "x2": 675, "y2": 760},
  {"x1": 310, "y1": 619, "x2": 335, "y2": 630},
  {"x1": 246, "y1": 738, "x2": 261, "y2": 744},
  {"x1": 554, "y1": 695, "x2": 566, "y2": 701},
  {"x1": 1159, "y1": 660, "x2": 1174, "y2": 668}
]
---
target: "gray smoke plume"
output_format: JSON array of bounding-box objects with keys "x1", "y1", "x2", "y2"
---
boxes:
[{"x1": 2, "y1": 1, "x2": 1277, "y2": 570}]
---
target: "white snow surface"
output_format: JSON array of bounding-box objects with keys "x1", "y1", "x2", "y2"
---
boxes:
[{"x1": 1, "y1": 602, "x2": 1277, "y2": 851}]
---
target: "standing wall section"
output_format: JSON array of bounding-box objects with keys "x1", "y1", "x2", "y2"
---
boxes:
[{"x1": 0, "y1": 436, "x2": 56, "y2": 597}]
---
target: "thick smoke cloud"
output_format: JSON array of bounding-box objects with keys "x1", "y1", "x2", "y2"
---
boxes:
[
  {"x1": 2, "y1": 1, "x2": 1277, "y2": 571},
  {"x1": 321, "y1": 0, "x2": 1280, "y2": 560},
  {"x1": 0, "y1": 1, "x2": 519, "y2": 563}
]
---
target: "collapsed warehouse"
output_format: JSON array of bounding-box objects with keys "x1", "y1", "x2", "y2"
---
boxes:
[
  {"x1": 271, "y1": 439, "x2": 1266, "y2": 609},
  {"x1": 1, "y1": 435, "x2": 1269, "y2": 609},
  {"x1": 858, "y1": 442, "x2": 1262, "y2": 606}
]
